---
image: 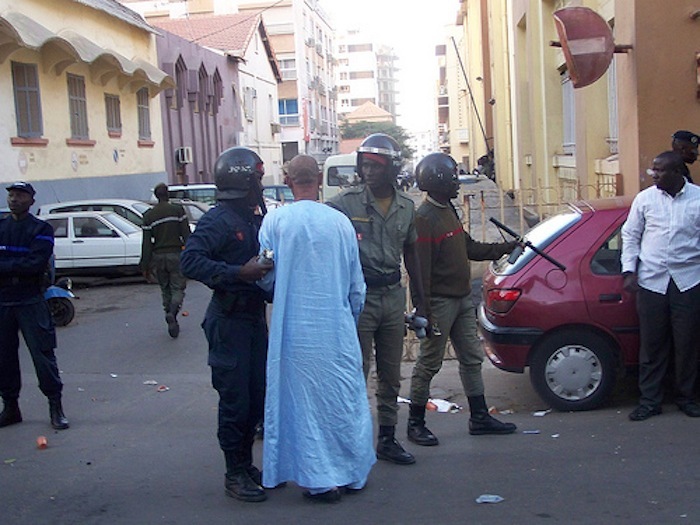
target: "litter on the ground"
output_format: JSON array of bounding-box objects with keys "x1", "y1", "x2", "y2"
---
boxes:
[
  {"x1": 522, "y1": 430, "x2": 540, "y2": 434},
  {"x1": 489, "y1": 406, "x2": 514, "y2": 415},
  {"x1": 157, "y1": 385, "x2": 170, "y2": 392},
  {"x1": 4, "y1": 459, "x2": 16, "y2": 464},
  {"x1": 532, "y1": 409, "x2": 552, "y2": 417},
  {"x1": 110, "y1": 374, "x2": 118, "y2": 378},
  {"x1": 397, "y1": 396, "x2": 410, "y2": 404},
  {"x1": 77, "y1": 387, "x2": 85, "y2": 392},
  {"x1": 476, "y1": 494, "x2": 504, "y2": 504},
  {"x1": 427, "y1": 398, "x2": 462, "y2": 413},
  {"x1": 143, "y1": 380, "x2": 158, "y2": 385},
  {"x1": 551, "y1": 433, "x2": 560, "y2": 438}
]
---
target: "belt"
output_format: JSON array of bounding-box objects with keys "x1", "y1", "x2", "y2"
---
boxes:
[
  {"x1": 214, "y1": 290, "x2": 266, "y2": 314},
  {"x1": 364, "y1": 270, "x2": 401, "y2": 288}
]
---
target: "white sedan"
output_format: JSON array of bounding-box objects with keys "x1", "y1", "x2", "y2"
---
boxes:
[{"x1": 39, "y1": 211, "x2": 142, "y2": 276}]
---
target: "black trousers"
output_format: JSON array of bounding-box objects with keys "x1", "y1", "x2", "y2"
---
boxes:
[
  {"x1": 0, "y1": 299, "x2": 62, "y2": 402},
  {"x1": 637, "y1": 280, "x2": 700, "y2": 407},
  {"x1": 203, "y1": 301, "x2": 267, "y2": 468}
]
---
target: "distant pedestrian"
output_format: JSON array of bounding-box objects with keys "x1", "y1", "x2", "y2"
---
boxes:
[
  {"x1": 622, "y1": 151, "x2": 700, "y2": 421},
  {"x1": 0, "y1": 182, "x2": 69, "y2": 430},
  {"x1": 407, "y1": 153, "x2": 517, "y2": 447},
  {"x1": 258, "y1": 155, "x2": 375, "y2": 503},
  {"x1": 140, "y1": 183, "x2": 190, "y2": 338},
  {"x1": 671, "y1": 130, "x2": 699, "y2": 183},
  {"x1": 181, "y1": 147, "x2": 272, "y2": 503}
]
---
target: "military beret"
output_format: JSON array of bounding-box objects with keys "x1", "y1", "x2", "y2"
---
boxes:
[{"x1": 672, "y1": 130, "x2": 699, "y2": 145}]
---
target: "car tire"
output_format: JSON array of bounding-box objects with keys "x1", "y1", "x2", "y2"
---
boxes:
[
  {"x1": 530, "y1": 330, "x2": 616, "y2": 411},
  {"x1": 49, "y1": 297, "x2": 75, "y2": 327}
]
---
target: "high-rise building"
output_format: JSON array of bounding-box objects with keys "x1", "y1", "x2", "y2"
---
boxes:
[
  {"x1": 237, "y1": 0, "x2": 338, "y2": 163},
  {"x1": 335, "y1": 29, "x2": 398, "y2": 120}
]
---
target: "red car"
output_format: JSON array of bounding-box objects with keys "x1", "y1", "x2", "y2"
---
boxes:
[{"x1": 478, "y1": 197, "x2": 638, "y2": 411}]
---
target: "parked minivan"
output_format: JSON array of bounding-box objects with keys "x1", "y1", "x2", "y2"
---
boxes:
[{"x1": 321, "y1": 152, "x2": 359, "y2": 202}]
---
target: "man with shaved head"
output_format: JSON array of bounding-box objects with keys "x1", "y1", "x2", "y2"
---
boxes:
[{"x1": 257, "y1": 155, "x2": 375, "y2": 502}]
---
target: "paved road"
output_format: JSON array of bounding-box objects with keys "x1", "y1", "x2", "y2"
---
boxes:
[{"x1": 3, "y1": 280, "x2": 700, "y2": 524}]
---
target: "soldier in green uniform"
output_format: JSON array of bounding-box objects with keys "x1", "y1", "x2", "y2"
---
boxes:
[
  {"x1": 328, "y1": 133, "x2": 427, "y2": 465},
  {"x1": 140, "y1": 183, "x2": 191, "y2": 338}
]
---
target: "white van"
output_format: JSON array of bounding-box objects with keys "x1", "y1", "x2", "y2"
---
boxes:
[{"x1": 321, "y1": 152, "x2": 360, "y2": 202}]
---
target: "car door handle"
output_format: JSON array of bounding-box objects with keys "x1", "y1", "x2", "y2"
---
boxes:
[
  {"x1": 73, "y1": 240, "x2": 84, "y2": 243},
  {"x1": 599, "y1": 293, "x2": 622, "y2": 302}
]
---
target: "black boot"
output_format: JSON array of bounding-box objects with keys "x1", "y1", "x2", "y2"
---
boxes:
[
  {"x1": 0, "y1": 399, "x2": 22, "y2": 428},
  {"x1": 224, "y1": 450, "x2": 267, "y2": 502},
  {"x1": 407, "y1": 404, "x2": 439, "y2": 446},
  {"x1": 165, "y1": 303, "x2": 180, "y2": 338},
  {"x1": 49, "y1": 398, "x2": 69, "y2": 430},
  {"x1": 468, "y1": 395, "x2": 516, "y2": 435},
  {"x1": 225, "y1": 469, "x2": 267, "y2": 502},
  {"x1": 376, "y1": 425, "x2": 416, "y2": 464}
]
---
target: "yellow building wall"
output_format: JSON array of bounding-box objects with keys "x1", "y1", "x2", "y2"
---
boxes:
[{"x1": 0, "y1": 0, "x2": 167, "y2": 200}]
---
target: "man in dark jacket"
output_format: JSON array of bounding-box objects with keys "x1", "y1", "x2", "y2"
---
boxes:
[
  {"x1": 406, "y1": 154, "x2": 517, "y2": 447},
  {"x1": 0, "y1": 182, "x2": 68, "y2": 430},
  {"x1": 671, "y1": 130, "x2": 699, "y2": 183},
  {"x1": 181, "y1": 147, "x2": 272, "y2": 503},
  {"x1": 140, "y1": 183, "x2": 190, "y2": 338}
]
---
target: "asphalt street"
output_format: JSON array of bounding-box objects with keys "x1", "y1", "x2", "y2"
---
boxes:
[{"x1": 3, "y1": 278, "x2": 700, "y2": 524}]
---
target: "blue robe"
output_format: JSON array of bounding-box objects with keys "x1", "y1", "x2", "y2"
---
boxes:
[{"x1": 258, "y1": 200, "x2": 375, "y2": 489}]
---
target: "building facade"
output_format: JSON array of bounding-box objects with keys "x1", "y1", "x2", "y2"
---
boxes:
[
  {"x1": 1, "y1": 0, "x2": 173, "y2": 207},
  {"x1": 148, "y1": 13, "x2": 283, "y2": 184},
  {"x1": 449, "y1": 0, "x2": 700, "y2": 212},
  {"x1": 335, "y1": 29, "x2": 399, "y2": 120}
]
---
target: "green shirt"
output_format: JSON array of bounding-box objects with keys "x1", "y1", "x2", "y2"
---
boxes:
[
  {"x1": 140, "y1": 202, "x2": 190, "y2": 270},
  {"x1": 328, "y1": 185, "x2": 417, "y2": 282}
]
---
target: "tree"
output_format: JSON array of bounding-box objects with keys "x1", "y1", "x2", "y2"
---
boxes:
[{"x1": 340, "y1": 121, "x2": 415, "y2": 162}]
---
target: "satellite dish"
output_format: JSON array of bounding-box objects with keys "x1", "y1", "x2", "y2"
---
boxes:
[{"x1": 553, "y1": 7, "x2": 615, "y2": 88}]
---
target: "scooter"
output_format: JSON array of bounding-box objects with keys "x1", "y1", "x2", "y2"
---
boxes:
[{"x1": 45, "y1": 277, "x2": 76, "y2": 327}]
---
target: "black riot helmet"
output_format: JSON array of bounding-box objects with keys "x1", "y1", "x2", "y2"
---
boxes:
[
  {"x1": 357, "y1": 133, "x2": 403, "y2": 179},
  {"x1": 415, "y1": 152, "x2": 460, "y2": 197},
  {"x1": 213, "y1": 147, "x2": 264, "y2": 201}
]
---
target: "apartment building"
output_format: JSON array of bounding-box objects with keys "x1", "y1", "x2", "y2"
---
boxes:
[
  {"x1": 237, "y1": 0, "x2": 338, "y2": 164},
  {"x1": 335, "y1": 29, "x2": 399, "y2": 120},
  {"x1": 449, "y1": 0, "x2": 700, "y2": 208}
]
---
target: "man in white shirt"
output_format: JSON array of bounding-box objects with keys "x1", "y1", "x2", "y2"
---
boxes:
[{"x1": 621, "y1": 151, "x2": 700, "y2": 421}]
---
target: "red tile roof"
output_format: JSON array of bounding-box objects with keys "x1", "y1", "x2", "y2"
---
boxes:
[{"x1": 149, "y1": 13, "x2": 259, "y2": 58}]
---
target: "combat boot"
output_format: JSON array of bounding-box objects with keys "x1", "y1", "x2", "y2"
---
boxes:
[
  {"x1": 224, "y1": 469, "x2": 267, "y2": 502},
  {"x1": 376, "y1": 425, "x2": 416, "y2": 464},
  {"x1": 468, "y1": 395, "x2": 516, "y2": 435},
  {"x1": 407, "y1": 404, "x2": 439, "y2": 446},
  {"x1": 0, "y1": 399, "x2": 22, "y2": 428},
  {"x1": 49, "y1": 398, "x2": 69, "y2": 430},
  {"x1": 165, "y1": 303, "x2": 180, "y2": 339}
]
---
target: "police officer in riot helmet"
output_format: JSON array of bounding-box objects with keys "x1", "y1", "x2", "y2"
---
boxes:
[
  {"x1": 181, "y1": 146, "x2": 273, "y2": 503},
  {"x1": 328, "y1": 133, "x2": 428, "y2": 466},
  {"x1": 407, "y1": 152, "x2": 518, "y2": 448}
]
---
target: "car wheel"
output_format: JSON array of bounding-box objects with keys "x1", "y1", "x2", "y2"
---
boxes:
[
  {"x1": 530, "y1": 330, "x2": 616, "y2": 411},
  {"x1": 49, "y1": 297, "x2": 75, "y2": 327}
]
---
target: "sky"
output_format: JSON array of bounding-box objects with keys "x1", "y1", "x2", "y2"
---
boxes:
[{"x1": 321, "y1": 0, "x2": 460, "y2": 136}]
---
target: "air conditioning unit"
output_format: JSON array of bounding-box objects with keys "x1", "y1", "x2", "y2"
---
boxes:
[
  {"x1": 270, "y1": 122, "x2": 282, "y2": 134},
  {"x1": 175, "y1": 146, "x2": 192, "y2": 164}
]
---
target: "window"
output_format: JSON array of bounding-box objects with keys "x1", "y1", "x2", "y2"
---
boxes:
[
  {"x1": 137, "y1": 88, "x2": 151, "y2": 140},
  {"x1": 104, "y1": 94, "x2": 121, "y2": 135},
  {"x1": 243, "y1": 87, "x2": 256, "y2": 121},
  {"x1": 350, "y1": 71, "x2": 374, "y2": 80},
  {"x1": 67, "y1": 74, "x2": 89, "y2": 140},
  {"x1": 348, "y1": 43, "x2": 373, "y2": 52},
  {"x1": 561, "y1": 70, "x2": 575, "y2": 155},
  {"x1": 46, "y1": 218, "x2": 68, "y2": 238},
  {"x1": 11, "y1": 62, "x2": 43, "y2": 138},
  {"x1": 590, "y1": 227, "x2": 622, "y2": 275},
  {"x1": 279, "y1": 58, "x2": 297, "y2": 80},
  {"x1": 278, "y1": 98, "x2": 299, "y2": 126},
  {"x1": 607, "y1": 56, "x2": 619, "y2": 154}
]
